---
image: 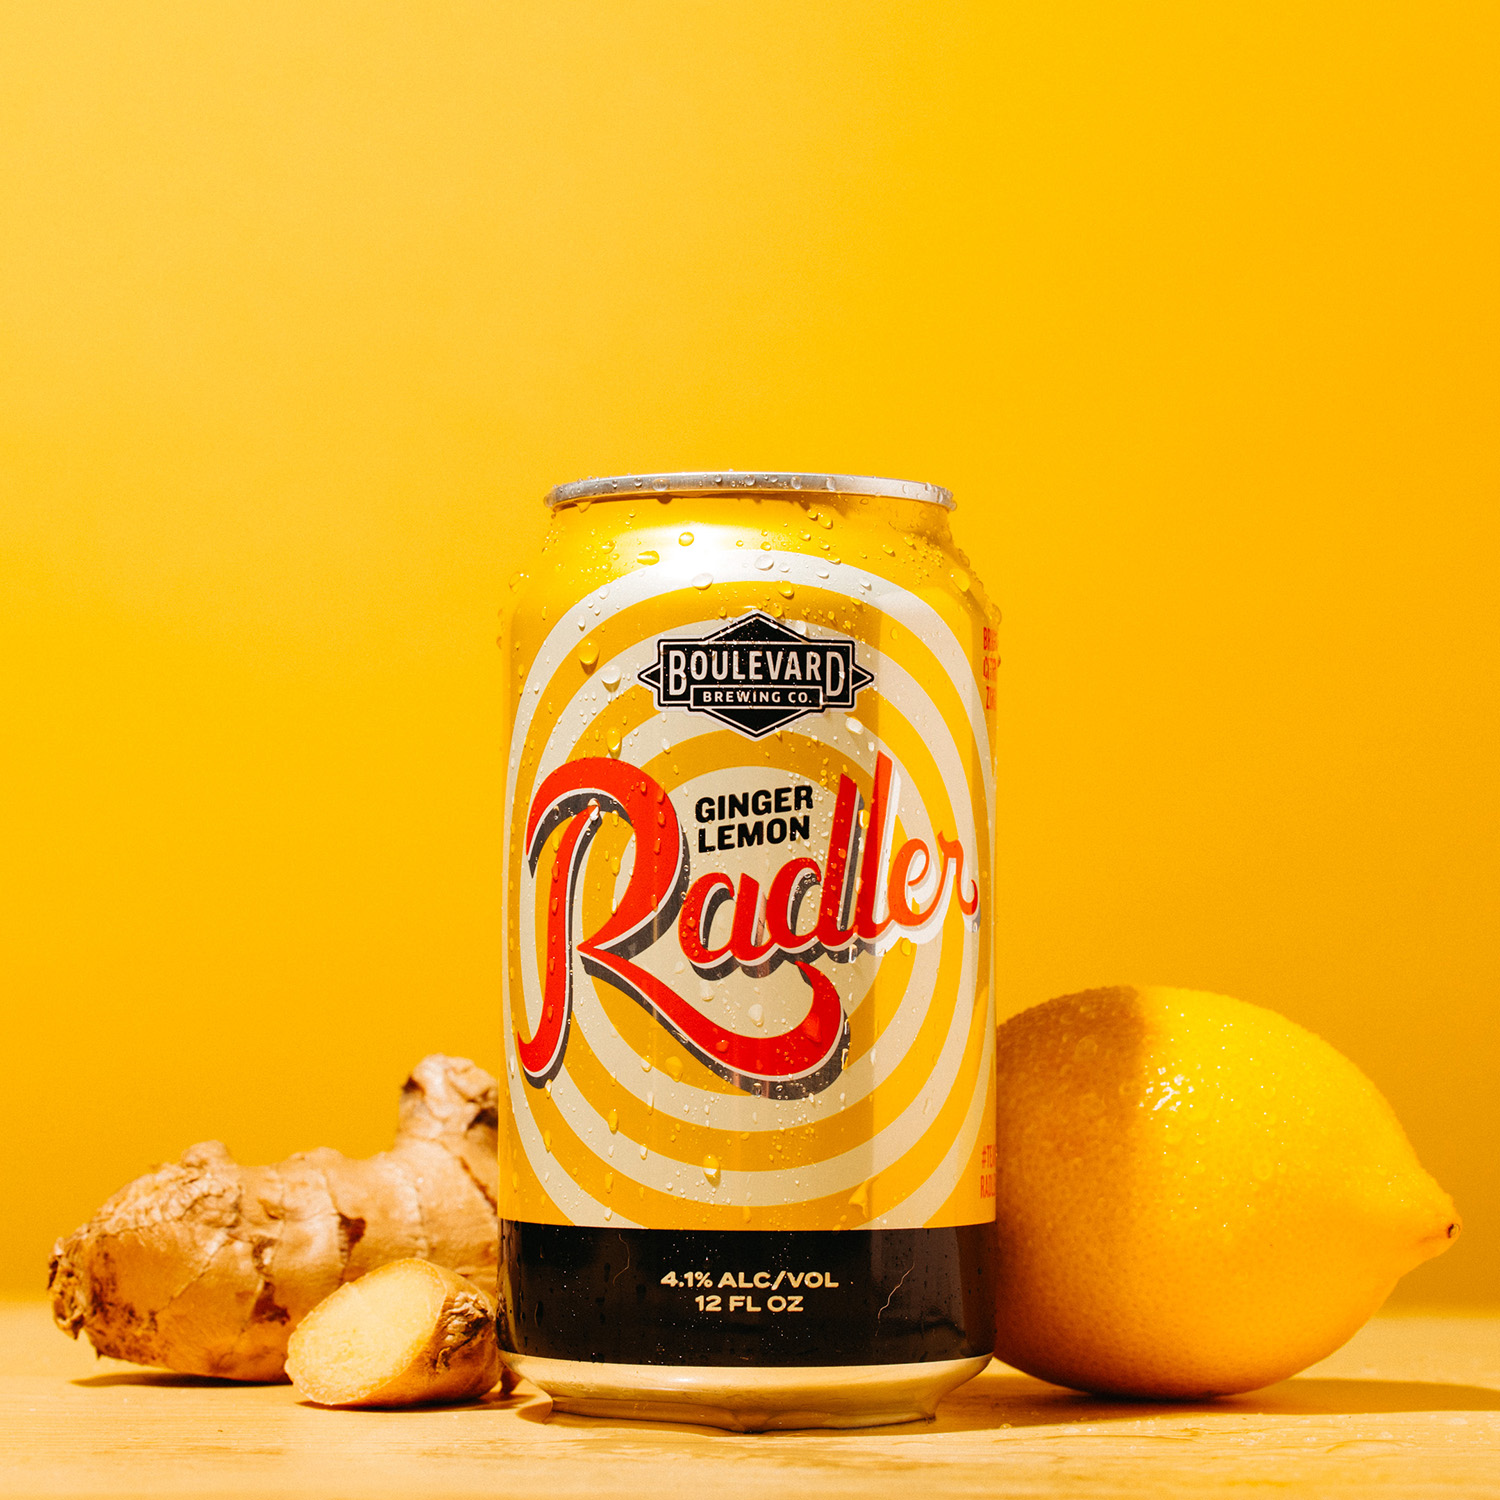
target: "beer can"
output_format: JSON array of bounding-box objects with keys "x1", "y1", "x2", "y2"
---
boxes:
[{"x1": 497, "y1": 472, "x2": 998, "y2": 1430}]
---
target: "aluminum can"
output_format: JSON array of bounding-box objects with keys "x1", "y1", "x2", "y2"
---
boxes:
[{"x1": 497, "y1": 472, "x2": 998, "y2": 1430}]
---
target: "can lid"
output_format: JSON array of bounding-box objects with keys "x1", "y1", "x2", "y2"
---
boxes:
[{"x1": 544, "y1": 471, "x2": 954, "y2": 511}]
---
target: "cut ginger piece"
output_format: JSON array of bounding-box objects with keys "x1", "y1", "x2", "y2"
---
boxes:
[{"x1": 285, "y1": 1258, "x2": 501, "y2": 1407}]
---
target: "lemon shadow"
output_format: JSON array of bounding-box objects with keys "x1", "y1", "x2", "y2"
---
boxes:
[{"x1": 919, "y1": 1367, "x2": 1500, "y2": 1433}]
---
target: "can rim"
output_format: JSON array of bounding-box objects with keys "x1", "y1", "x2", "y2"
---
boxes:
[{"x1": 544, "y1": 471, "x2": 954, "y2": 511}]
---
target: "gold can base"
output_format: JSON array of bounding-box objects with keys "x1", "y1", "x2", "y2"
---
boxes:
[{"x1": 504, "y1": 1353, "x2": 991, "y2": 1432}]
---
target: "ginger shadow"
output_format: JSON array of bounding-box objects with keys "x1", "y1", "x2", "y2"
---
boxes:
[{"x1": 73, "y1": 1371, "x2": 274, "y2": 1390}]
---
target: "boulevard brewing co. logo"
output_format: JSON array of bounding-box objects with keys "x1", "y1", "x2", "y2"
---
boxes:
[{"x1": 638, "y1": 610, "x2": 873, "y2": 737}]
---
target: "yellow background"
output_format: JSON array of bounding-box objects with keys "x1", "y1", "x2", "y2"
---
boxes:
[{"x1": 1, "y1": 3, "x2": 1495, "y2": 1305}]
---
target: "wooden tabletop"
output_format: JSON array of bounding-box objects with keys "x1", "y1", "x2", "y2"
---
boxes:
[{"x1": 3, "y1": 1300, "x2": 1497, "y2": 1498}]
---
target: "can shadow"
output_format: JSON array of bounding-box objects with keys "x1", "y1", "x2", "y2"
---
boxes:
[
  {"x1": 70, "y1": 1366, "x2": 1500, "y2": 1432},
  {"x1": 509, "y1": 1366, "x2": 1500, "y2": 1437}
]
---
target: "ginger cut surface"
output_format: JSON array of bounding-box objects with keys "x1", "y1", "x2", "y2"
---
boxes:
[
  {"x1": 285, "y1": 1258, "x2": 501, "y2": 1407},
  {"x1": 49, "y1": 1055, "x2": 498, "y2": 1381}
]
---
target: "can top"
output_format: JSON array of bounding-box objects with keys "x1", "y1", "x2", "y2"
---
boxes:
[{"x1": 544, "y1": 471, "x2": 954, "y2": 511}]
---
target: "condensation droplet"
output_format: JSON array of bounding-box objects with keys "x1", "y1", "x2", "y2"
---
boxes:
[
  {"x1": 952, "y1": 568, "x2": 970, "y2": 592},
  {"x1": 600, "y1": 665, "x2": 621, "y2": 690},
  {"x1": 749, "y1": 1003, "x2": 764, "y2": 1027},
  {"x1": 637, "y1": 549, "x2": 660, "y2": 566},
  {"x1": 607, "y1": 1108, "x2": 619, "y2": 1134},
  {"x1": 664, "y1": 1057, "x2": 683, "y2": 1081},
  {"x1": 779, "y1": 584, "x2": 794, "y2": 599},
  {"x1": 578, "y1": 641, "x2": 598, "y2": 669},
  {"x1": 692, "y1": 572, "x2": 713, "y2": 589},
  {"x1": 543, "y1": 1130, "x2": 552, "y2": 1153},
  {"x1": 845, "y1": 716, "x2": 864, "y2": 736},
  {"x1": 755, "y1": 555, "x2": 774, "y2": 571},
  {"x1": 678, "y1": 531, "x2": 694, "y2": 546},
  {"x1": 702, "y1": 1156, "x2": 721, "y2": 1186},
  {"x1": 606, "y1": 728, "x2": 622, "y2": 757}
]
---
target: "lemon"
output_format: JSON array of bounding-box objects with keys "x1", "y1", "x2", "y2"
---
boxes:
[{"x1": 993, "y1": 986, "x2": 1459, "y2": 1398}]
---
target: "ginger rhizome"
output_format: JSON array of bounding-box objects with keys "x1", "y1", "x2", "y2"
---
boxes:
[
  {"x1": 285, "y1": 1257, "x2": 501, "y2": 1407},
  {"x1": 49, "y1": 1055, "x2": 498, "y2": 1381}
]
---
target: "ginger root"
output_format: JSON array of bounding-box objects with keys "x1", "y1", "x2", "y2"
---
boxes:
[
  {"x1": 49, "y1": 1055, "x2": 498, "y2": 1381},
  {"x1": 286, "y1": 1258, "x2": 501, "y2": 1407}
]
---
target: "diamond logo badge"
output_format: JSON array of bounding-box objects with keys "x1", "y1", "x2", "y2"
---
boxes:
[{"x1": 638, "y1": 610, "x2": 873, "y2": 738}]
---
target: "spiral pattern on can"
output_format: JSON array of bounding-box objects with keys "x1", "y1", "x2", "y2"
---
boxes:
[{"x1": 501, "y1": 543, "x2": 995, "y2": 1231}]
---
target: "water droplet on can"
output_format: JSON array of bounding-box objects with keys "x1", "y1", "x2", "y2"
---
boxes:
[
  {"x1": 578, "y1": 642, "x2": 598, "y2": 669},
  {"x1": 637, "y1": 549, "x2": 659, "y2": 565},
  {"x1": 692, "y1": 572, "x2": 713, "y2": 589}
]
